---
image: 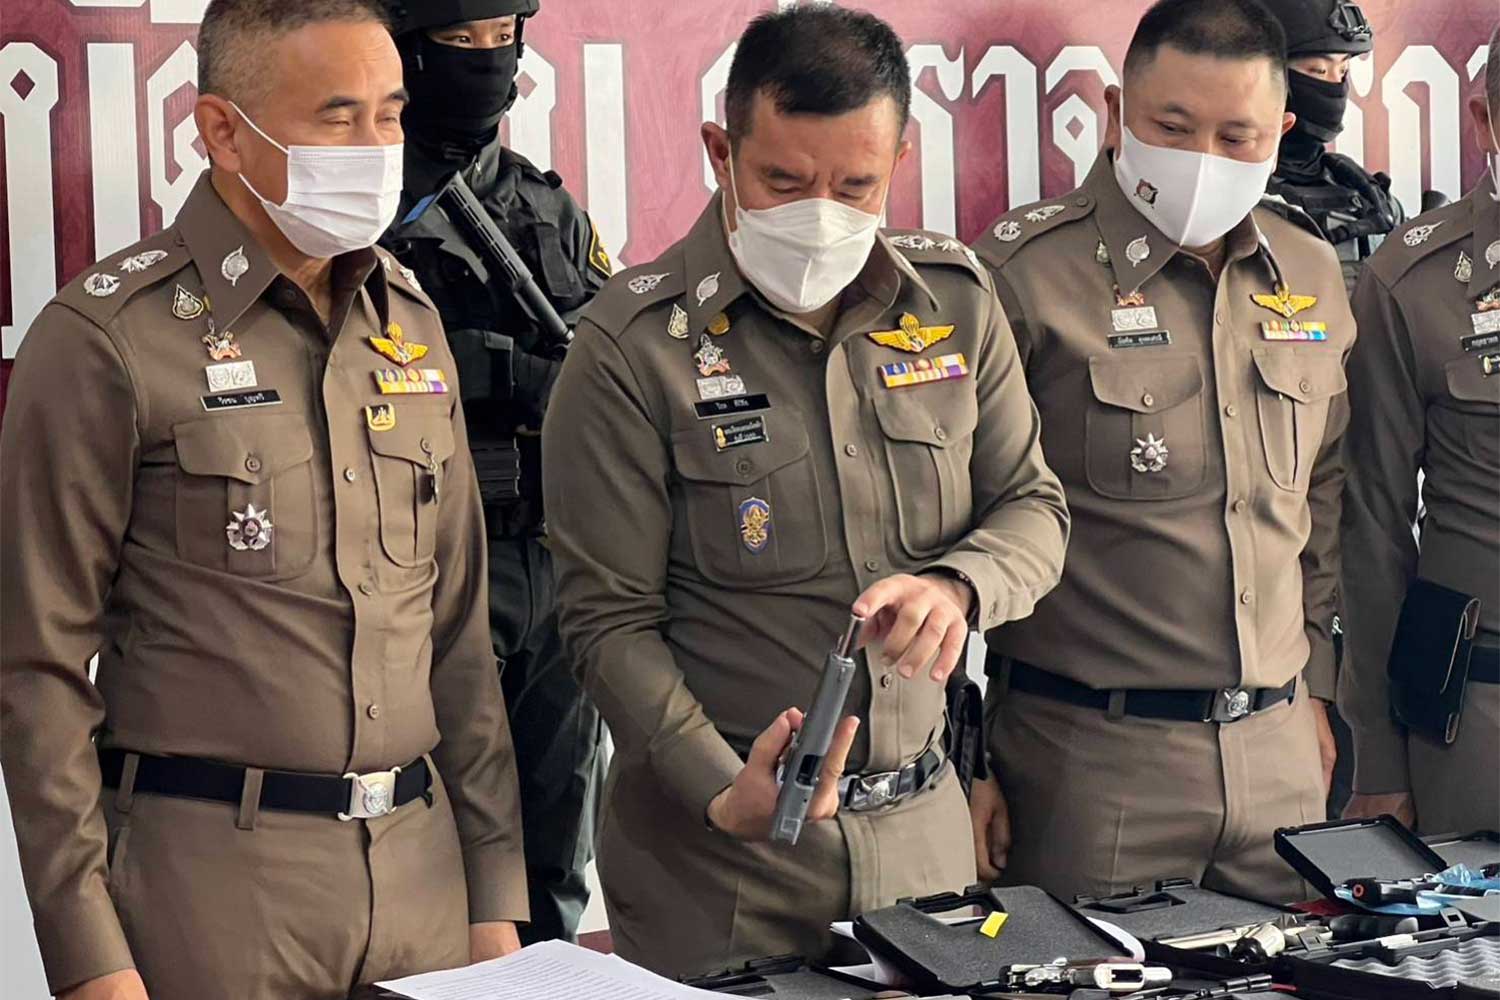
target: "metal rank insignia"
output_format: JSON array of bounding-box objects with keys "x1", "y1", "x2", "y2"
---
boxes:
[
  {"x1": 1096, "y1": 241, "x2": 1111, "y2": 266},
  {"x1": 1025, "y1": 204, "x2": 1066, "y2": 223},
  {"x1": 880, "y1": 352, "x2": 969, "y2": 389},
  {"x1": 868, "y1": 312, "x2": 955, "y2": 353},
  {"x1": 628, "y1": 273, "x2": 670, "y2": 295},
  {"x1": 1131, "y1": 433, "x2": 1169, "y2": 474},
  {"x1": 1251, "y1": 285, "x2": 1317, "y2": 320},
  {"x1": 365, "y1": 403, "x2": 397, "y2": 432},
  {"x1": 368, "y1": 321, "x2": 429, "y2": 366},
  {"x1": 1261, "y1": 320, "x2": 1328, "y2": 342},
  {"x1": 221, "y1": 246, "x2": 251, "y2": 287},
  {"x1": 1402, "y1": 221, "x2": 1444, "y2": 247},
  {"x1": 707, "y1": 312, "x2": 731, "y2": 336},
  {"x1": 667, "y1": 304, "x2": 690, "y2": 339},
  {"x1": 738, "y1": 497, "x2": 772, "y2": 553},
  {"x1": 994, "y1": 220, "x2": 1022, "y2": 243},
  {"x1": 397, "y1": 265, "x2": 424, "y2": 293},
  {"x1": 696, "y1": 272, "x2": 721, "y2": 308},
  {"x1": 694, "y1": 334, "x2": 731, "y2": 377},
  {"x1": 202, "y1": 324, "x2": 242, "y2": 361},
  {"x1": 1488, "y1": 240, "x2": 1500, "y2": 271},
  {"x1": 1134, "y1": 179, "x2": 1160, "y2": 206},
  {"x1": 84, "y1": 272, "x2": 121, "y2": 297},
  {"x1": 1456, "y1": 251, "x2": 1474, "y2": 284},
  {"x1": 374, "y1": 368, "x2": 449, "y2": 395},
  {"x1": 119, "y1": 250, "x2": 168, "y2": 274},
  {"x1": 1126, "y1": 236, "x2": 1151, "y2": 266},
  {"x1": 226, "y1": 503, "x2": 274, "y2": 552},
  {"x1": 173, "y1": 284, "x2": 206, "y2": 320}
]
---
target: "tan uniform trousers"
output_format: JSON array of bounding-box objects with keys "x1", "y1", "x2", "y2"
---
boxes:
[
  {"x1": 597, "y1": 758, "x2": 976, "y2": 979},
  {"x1": 990, "y1": 680, "x2": 1324, "y2": 905},
  {"x1": 1410, "y1": 681, "x2": 1500, "y2": 836},
  {"x1": 100, "y1": 761, "x2": 470, "y2": 1000}
]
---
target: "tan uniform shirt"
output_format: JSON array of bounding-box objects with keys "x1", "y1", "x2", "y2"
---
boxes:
[
  {"x1": 0, "y1": 175, "x2": 526, "y2": 990},
  {"x1": 544, "y1": 196, "x2": 1068, "y2": 818},
  {"x1": 972, "y1": 155, "x2": 1353, "y2": 698},
  {"x1": 1339, "y1": 184, "x2": 1500, "y2": 792}
]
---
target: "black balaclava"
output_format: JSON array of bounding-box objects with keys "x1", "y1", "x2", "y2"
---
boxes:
[
  {"x1": 1281, "y1": 71, "x2": 1351, "y2": 180},
  {"x1": 401, "y1": 29, "x2": 522, "y2": 160}
]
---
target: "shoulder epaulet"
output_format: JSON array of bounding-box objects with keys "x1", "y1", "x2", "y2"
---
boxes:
[
  {"x1": 970, "y1": 195, "x2": 1095, "y2": 269},
  {"x1": 580, "y1": 257, "x2": 687, "y2": 339},
  {"x1": 1364, "y1": 199, "x2": 1475, "y2": 287},
  {"x1": 374, "y1": 246, "x2": 439, "y2": 312},
  {"x1": 884, "y1": 231, "x2": 988, "y2": 285},
  {"x1": 53, "y1": 230, "x2": 189, "y2": 325},
  {"x1": 1256, "y1": 193, "x2": 1324, "y2": 241}
]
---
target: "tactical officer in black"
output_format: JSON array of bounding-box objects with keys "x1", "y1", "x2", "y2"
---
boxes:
[
  {"x1": 382, "y1": 0, "x2": 608, "y2": 944},
  {"x1": 1261, "y1": 0, "x2": 1405, "y2": 294}
]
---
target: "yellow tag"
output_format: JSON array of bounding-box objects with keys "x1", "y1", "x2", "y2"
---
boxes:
[
  {"x1": 365, "y1": 403, "x2": 396, "y2": 432},
  {"x1": 979, "y1": 912, "x2": 1008, "y2": 938},
  {"x1": 587, "y1": 220, "x2": 613, "y2": 279}
]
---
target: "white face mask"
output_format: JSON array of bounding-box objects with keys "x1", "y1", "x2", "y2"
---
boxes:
[
  {"x1": 723, "y1": 158, "x2": 883, "y2": 314},
  {"x1": 1113, "y1": 98, "x2": 1276, "y2": 249},
  {"x1": 232, "y1": 102, "x2": 404, "y2": 259}
]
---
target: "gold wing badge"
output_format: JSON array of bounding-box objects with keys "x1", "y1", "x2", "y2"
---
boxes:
[
  {"x1": 1250, "y1": 286, "x2": 1318, "y2": 320},
  {"x1": 867, "y1": 312, "x2": 956, "y2": 353},
  {"x1": 368, "y1": 321, "x2": 429, "y2": 367}
]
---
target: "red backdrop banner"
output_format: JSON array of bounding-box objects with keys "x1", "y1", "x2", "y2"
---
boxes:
[{"x1": 1, "y1": 0, "x2": 1494, "y2": 408}]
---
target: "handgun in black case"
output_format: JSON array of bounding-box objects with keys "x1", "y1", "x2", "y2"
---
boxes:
[
  {"x1": 681, "y1": 955, "x2": 888, "y2": 998},
  {"x1": 850, "y1": 884, "x2": 1131, "y2": 993}
]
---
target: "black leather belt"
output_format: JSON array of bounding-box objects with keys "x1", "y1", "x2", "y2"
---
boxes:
[
  {"x1": 99, "y1": 749, "x2": 431, "y2": 820},
  {"x1": 996, "y1": 657, "x2": 1297, "y2": 724},
  {"x1": 1471, "y1": 646, "x2": 1500, "y2": 684},
  {"x1": 838, "y1": 747, "x2": 946, "y2": 812}
]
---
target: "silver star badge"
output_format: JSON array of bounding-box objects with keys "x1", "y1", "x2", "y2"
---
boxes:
[
  {"x1": 1025, "y1": 205, "x2": 1065, "y2": 223},
  {"x1": 994, "y1": 221, "x2": 1023, "y2": 243},
  {"x1": 119, "y1": 250, "x2": 168, "y2": 274},
  {"x1": 628, "y1": 273, "x2": 670, "y2": 295},
  {"x1": 226, "y1": 503, "x2": 274, "y2": 552},
  {"x1": 696, "y1": 272, "x2": 721, "y2": 308},
  {"x1": 667, "y1": 303, "x2": 690, "y2": 339},
  {"x1": 398, "y1": 265, "x2": 423, "y2": 293},
  {"x1": 1402, "y1": 221, "x2": 1444, "y2": 248},
  {"x1": 891, "y1": 234, "x2": 935, "y2": 251},
  {"x1": 84, "y1": 273, "x2": 121, "y2": 297},
  {"x1": 1126, "y1": 236, "x2": 1151, "y2": 266},
  {"x1": 221, "y1": 245, "x2": 250, "y2": 287},
  {"x1": 1456, "y1": 251, "x2": 1474, "y2": 284},
  {"x1": 1131, "y1": 433, "x2": 1169, "y2": 474}
]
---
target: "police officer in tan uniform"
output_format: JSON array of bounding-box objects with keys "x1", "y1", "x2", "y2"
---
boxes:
[
  {"x1": 544, "y1": 7, "x2": 1068, "y2": 978},
  {"x1": 1339, "y1": 27, "x2": 1500, "y2": 836},
  {"x1": 969, "y1": 0, "x2": 1347, "y2": 905},
  {"x1": 0, "y1": 3, "x2": 526, "y2": 998}
]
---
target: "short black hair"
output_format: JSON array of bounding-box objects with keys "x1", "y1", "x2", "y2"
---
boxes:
[
  {"x1": 198, "y1": 0, "x2": 390, "y2": 106},
  {"x1": 724, "y1": 6, "x2": 911, "y2": 144},
  {"x1": 1124, "y1": 0, "x2": 1288, "y2": 95}
]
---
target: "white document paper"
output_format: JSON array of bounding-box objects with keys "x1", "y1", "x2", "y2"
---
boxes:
[{"x1": 377, "y1": 940, "x2": 720, "y2": 1000}]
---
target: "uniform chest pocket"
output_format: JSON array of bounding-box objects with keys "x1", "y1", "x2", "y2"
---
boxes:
[
  {"x1": 1443, "y1": 359, "x2": 1500, "y2": 468},
  {"x1": 871, "y1": 388, "x2": 979, "y2": 558},
  {"x1": 1251, "y1": 351, "x2": 1347, "y2": 492},
  {"x1": 173, "y1": 414, "x2": 317, "y2": 580},
  {"x1": 671, "y1": 411, "x2": 827, "y2": 588},
  {"x1": 1085, "y1": 356, "x2": 1207, "y2": 501},
  {"x1": 368, "y1": 409, "x2": 456, "y2": 567}
]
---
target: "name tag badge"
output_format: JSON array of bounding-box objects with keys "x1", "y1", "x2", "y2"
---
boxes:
[
  {"x1": 694, "y1": 393, "x2": 771, "y2": 420},
  {"x1": 1108, "y1": 330, "x2": 1172, "y2": 350},
  {"x1": 1461, "y1": 331, "x2": 1500, "y2": 354},
  {"x1": 201, "y1": 389, "x2": 283, "y2": 412},
  {"x1": 713, "y1": 415, "x2": 769, "y2": 451},
  {"x1": 1111, "y1": 306, "x2": 1159, "y2": 332},
  {"x1": 1472, "y1": 311, "x2": 1500, "y2": 337}
]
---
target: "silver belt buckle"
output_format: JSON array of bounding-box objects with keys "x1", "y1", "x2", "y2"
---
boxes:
[
  {"x1": 1210, "y1": 687, "x2": 1253, "y2": 723},
  {"x1": 338, "y1": 766, "x2": 401, "y2": 821},
  {"x1": 844, "y1": 770, "x2": 900, "y2": 812}
]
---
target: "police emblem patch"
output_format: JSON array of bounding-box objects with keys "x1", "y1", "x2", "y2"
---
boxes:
[
  {"x1": 1134, "y1": 180, "x2": 1159, "y2": 206},
  {"x1": 694, "y1": 334, "x2": 731, "y2": 377},
  {"x1": 1456, "y1": 251, "x2": 1474, "y2": 284},
  {"x1": 1487, "y1": 240, "x2": 1500, "y2": 271},
  {"x1": 221, "y1": 246, "x2": 251, "y2": 287},
  {"x1": 738, "y1": 497, "x2": 772, "y2": 553},
  {"x1": 587, "y1": 222, "x2": 613, "y2": 279},
  {"x1": 365, "y1": 403, "x2": 397, "y2": 432},
  {"x1": 226, "y1": 503, "x2": 274, "y2": 552},
  {"x1": 668, "y1": 304, "x2": 690, "y2": 339},
  {"x1": 1126, "y1": 236, "x2": 1151, "y2": 266},
  {"x1": 696, "y1": 273, "x2": 721, "y2": 308},
  {"x1": 172, "y1": 284, "x2": 206, "y2": 320}
]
